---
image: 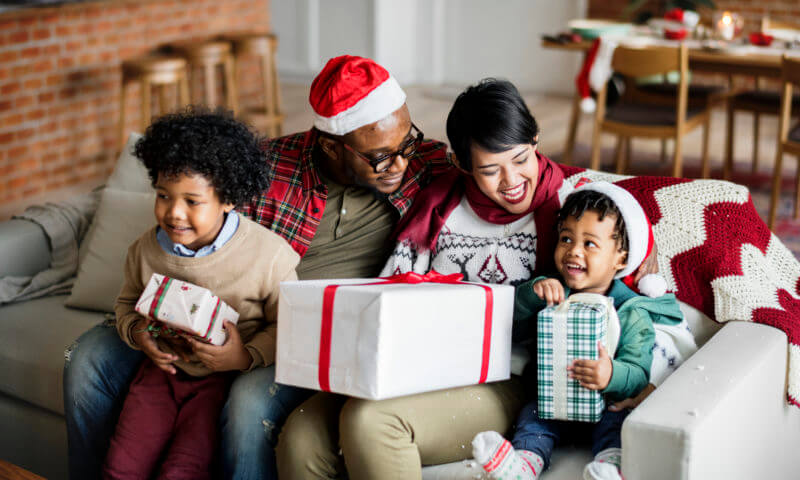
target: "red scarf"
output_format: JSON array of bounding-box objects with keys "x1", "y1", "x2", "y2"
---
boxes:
[{"x1": 393, "y1": 151, "x2": 566, "y2": 276}]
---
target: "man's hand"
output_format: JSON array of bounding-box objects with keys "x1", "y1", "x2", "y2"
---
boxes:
[
  {"x1": 131, "y1": 318, "x2": 179, "y2": 375},
  {"x1": 184, "y1": 322, "x2": 253, "y2": 372},
  {"x1": 533, "y1": 278, "x2": 565, "y2": 306},
  {"x1": 634, "y1": 241, "x2": 659, "y2": 283},
  {"x1": 567, "y1": 341, "x2": 613, "y2": 390},
  {"x1": 608, "y1": 383, "x2": 656, "y2": 411}
]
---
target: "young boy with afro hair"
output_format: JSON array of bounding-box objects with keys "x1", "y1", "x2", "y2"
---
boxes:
[{"x1": 103, "y1": 108, "x2": 300, "y2": 479}]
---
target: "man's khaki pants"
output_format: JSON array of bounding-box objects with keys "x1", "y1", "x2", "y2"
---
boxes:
[{"x1": 276, "y1": 377, "x2": 525, "y2": 480}]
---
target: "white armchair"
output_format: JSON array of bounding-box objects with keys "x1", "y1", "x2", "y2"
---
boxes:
[{"x1": 624, "y1": 320, "x2": 800, "y2": 479}]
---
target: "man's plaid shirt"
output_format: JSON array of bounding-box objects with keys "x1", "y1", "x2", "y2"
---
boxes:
[{"x1": 242, "y1": 129, "x2": 455, "y2": 257}]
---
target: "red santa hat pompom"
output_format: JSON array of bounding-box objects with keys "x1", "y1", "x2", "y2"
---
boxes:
[
  {"x1": 309, "y1": 55, "x2": 407, "y2": 136},
  {"x1": 570, "y1": 180, "x2": 668, "y2": 298}
]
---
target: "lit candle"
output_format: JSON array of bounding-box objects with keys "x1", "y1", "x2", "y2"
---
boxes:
[{"x1": 718, "y1": 12, "x2": 734, "y2": 41}]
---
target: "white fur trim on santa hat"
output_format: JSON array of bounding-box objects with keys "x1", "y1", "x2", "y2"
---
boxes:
[
  {"x1": 682, "y1": 11, "x2": 700, "y2": 28},
  {"x1": 570, "y1": 181, "x2": 648, "y2": 279},
  {"x1": 588, "y1": 36, "x2": 619, "y2": 93},
  {"x1": 638, "y1": 273, "x2": 668, "y2": 298},
  {"x1": 313, "y1": 75, "x2": 407, "y2": 136}
]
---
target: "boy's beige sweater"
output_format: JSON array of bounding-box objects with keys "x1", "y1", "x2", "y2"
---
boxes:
[{"x1": 115, "y1": 214, "x2": 300, "y2": 376}]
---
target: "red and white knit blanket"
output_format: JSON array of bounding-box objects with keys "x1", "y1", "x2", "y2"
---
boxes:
[{"x1": 559, "y1": 165, "x2": 800, "y2": 406}]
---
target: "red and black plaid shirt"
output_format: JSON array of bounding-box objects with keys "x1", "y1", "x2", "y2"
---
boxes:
[{"x1": 242, "y1": 129, "x2": 455, "y2": 257}]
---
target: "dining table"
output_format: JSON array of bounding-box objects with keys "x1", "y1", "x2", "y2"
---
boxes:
[{"x1": 542, "y1": 32, "x2": 796, "y2": 166}]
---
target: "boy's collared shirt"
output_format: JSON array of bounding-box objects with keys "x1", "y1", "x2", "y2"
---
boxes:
[
  {"x1": 241, "y1": 129, "x2": 455, "y2": 258},
  {"x1": 157, "y1": 211, "x2": 240, "y2": 257}
]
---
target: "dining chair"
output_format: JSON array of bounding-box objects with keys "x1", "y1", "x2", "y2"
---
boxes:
[
  {"x1": 590, "y1": 43, "x2": 712, "y2": 177},
  {"x1": 723, "y1": 18, "x2": 800, "y2": 180},
  {"x1": 768, "y1": 54, "x2": 800, "y2": 229},
  {"x1": 629, "y1": 73, "x2": 727, "y2": 165}
]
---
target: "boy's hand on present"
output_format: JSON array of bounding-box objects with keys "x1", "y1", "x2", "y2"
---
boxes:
[
  {"x1": 533, "y1": 278, "x2": 565, "y2": 306},
  {"x1": 567, "y1": 341, "x2": 612, "y2": 390},
  {"x1": 160, "y1": 335, "x2": 193, "y2": 363},
  {"x1": 132, "y1": 318, "x2": 179, "y2": 375},
  {"x1": 184, "y1": 321, "x2": 252, "y2": 372}
]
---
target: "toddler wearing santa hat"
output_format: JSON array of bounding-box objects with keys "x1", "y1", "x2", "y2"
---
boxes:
[{"x1": 472, "y1": 181, "x2": 690, "y2": 480}]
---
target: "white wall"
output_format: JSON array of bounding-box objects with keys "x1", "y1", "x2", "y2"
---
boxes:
[{"x1": 271, "y1": 0, "x2": 587, "y2": 94}]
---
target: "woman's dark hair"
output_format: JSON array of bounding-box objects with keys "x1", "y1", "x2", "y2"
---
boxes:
[
  {"x1": 446, "y1": 78, "x2": 539, "y2": 171},
  {"x1": 134, "y1": 107, "x2": 270, "y2": 207},
  {"x1": 556, "y1": 190, "x2": 629, "y2": 253}
]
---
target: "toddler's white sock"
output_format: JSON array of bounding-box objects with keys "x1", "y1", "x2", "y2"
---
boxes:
[
  {"x1": 471, "y1": 431, "x2": 544, "y2": 480},
  {"x1": 583, "y1": 447, "x2": 623, "y2": 480}
]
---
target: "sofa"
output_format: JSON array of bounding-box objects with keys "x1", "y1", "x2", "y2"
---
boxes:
[{"x1": 3, "y1": 145, "x2": 800, "y2": 479}]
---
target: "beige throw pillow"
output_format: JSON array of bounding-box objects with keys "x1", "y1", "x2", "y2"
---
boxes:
[
  {"x1": 67, "y1": 133, "x2": 157, "y2": 312},
  {"x1": 105, "y1": 132, "x2": 153, "y2": 193},
  {"x1": 66, "y1": 188, "x2": 155, "y2": 312}
]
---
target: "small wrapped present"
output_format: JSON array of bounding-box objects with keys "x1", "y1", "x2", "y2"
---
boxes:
[
  {"x1": 537, "y1": 293, "x2": 620, "y2": 422},
  {"x1": 276, "y1": 271, "x2": 514, "y2": 400},
  {"x1": 134, "y1": 273, "x2": 239, "y2": 346}
]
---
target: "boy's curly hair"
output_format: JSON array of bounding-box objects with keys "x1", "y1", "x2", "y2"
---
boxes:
[
  {"x1": 134, "y1": 107, "x2": 270, "y2": 207},
  {"x1": 556, "y1": 189, "x2": 629, "y2": 253}
]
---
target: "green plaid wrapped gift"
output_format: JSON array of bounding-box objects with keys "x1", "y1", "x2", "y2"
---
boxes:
[{"x1": 537, "y1": 293, "x2": 620, "y2": 423}]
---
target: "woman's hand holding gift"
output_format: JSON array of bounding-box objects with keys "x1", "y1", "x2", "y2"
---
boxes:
[
  {"x1": 132, "y1": 317, "x2": 180, "y2": 375},
  {"x1": 533, "y1": 278, "x2": 565, "y2": 306},
  {"x1": 567, "y1": 341, "x2": 612, "y2": 390},
  {"x1": 183, "y1": 321, "x2": 253, "y2": 372}
]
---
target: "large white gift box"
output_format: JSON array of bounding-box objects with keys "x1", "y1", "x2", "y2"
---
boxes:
[
  {"x1": 134, "y1": 273, "x2": 239, "y2": 346},
  {"x1": 276, "y1": 273, "x2": 514, "y2": 400}
]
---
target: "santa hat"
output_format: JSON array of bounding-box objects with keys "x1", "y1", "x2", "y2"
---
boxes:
[
  {"x1": 574, "y1": 37, "x2": 618, "y2": 114},
  {"x1": 574, "y1": 10, "x2": 698, "y2": 114},
  {"x1": 570, "y1": 179, "x2": 668, "y2": 298},
  {"x1": 309, "y1": 55, "x2": 407, "y2": 136},
  {"x1": 664, "y1": 8, "x2": 700, "y2": 28}
]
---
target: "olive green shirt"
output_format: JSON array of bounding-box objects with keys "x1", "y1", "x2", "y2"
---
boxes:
[{"x1": 296, "y1": 173, "x2": 398, "y2": 280}]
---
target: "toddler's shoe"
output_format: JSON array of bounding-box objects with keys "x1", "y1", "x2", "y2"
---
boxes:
[{"x1": 583, "y1": 447, "x2": 623, "y2": 480}]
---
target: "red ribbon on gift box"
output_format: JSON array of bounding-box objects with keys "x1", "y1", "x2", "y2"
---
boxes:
[{"x1": 318, "y1": 270, "x2": 495, "y2": 392}]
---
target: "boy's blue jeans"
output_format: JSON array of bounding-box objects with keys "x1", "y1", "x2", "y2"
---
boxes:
[
  {"x1": 63, "y1": 322, "x2": 313, "y2": 480},
  {"x1": 511, "y1": 400, "x2": 629, "y2": 471}
]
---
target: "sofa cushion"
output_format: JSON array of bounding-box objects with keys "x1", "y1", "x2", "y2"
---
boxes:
[
  {"x1": 0, "y1": 295, "x2": 105, "y2": 415},
  {"x1": 104, "y1": 132, "x2": 152, "y2": 194},
  {"x1": 66, "y1": 188, "x2": 155, "y2": 312}
]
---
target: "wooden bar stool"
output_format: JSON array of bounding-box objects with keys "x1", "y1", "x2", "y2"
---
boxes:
[
  {"x1": 119, "y1": 53, "x2": 189, "y2": 148},
  {"x1": 172, "y1": 39, "x2": 239, "y2": 114},
  {"x1": 227, "y1": 32, "x2": 284, "y2": 137}
]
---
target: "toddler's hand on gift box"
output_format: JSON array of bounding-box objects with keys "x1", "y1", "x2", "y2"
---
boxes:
[
  {"x1": 567, "y1": 341, "x2": 612, "y2": 390},
  {"x1": 184, "y1": 321, "x2": 252, "y2": 372},
  {"x1": 132, "y1": 318, "x2": 179, "y2": 375},
  {"x1": 533, "y1": 278, "x2": 565, "y2": 306}
]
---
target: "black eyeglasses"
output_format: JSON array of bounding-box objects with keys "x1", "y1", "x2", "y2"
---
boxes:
[{"x1": 339, "y1": 123, "x2": 424, "y2": 173}]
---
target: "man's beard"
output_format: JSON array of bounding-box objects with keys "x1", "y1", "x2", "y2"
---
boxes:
[{"x1": 343, "y1": 161, "x2": 390, "y2": 199}]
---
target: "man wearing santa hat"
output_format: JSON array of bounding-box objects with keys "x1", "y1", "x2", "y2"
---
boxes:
[{"x1": 64, "y1": 55, "x2": 456, "y2": 480}]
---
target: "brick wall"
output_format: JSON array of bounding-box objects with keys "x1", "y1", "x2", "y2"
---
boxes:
[
  {"x1": 589, "y1": 0, "x2": 800, "y2": 29},
  {"x1": 0, "y1": 0, "x2": 270, "y2": 218}
]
